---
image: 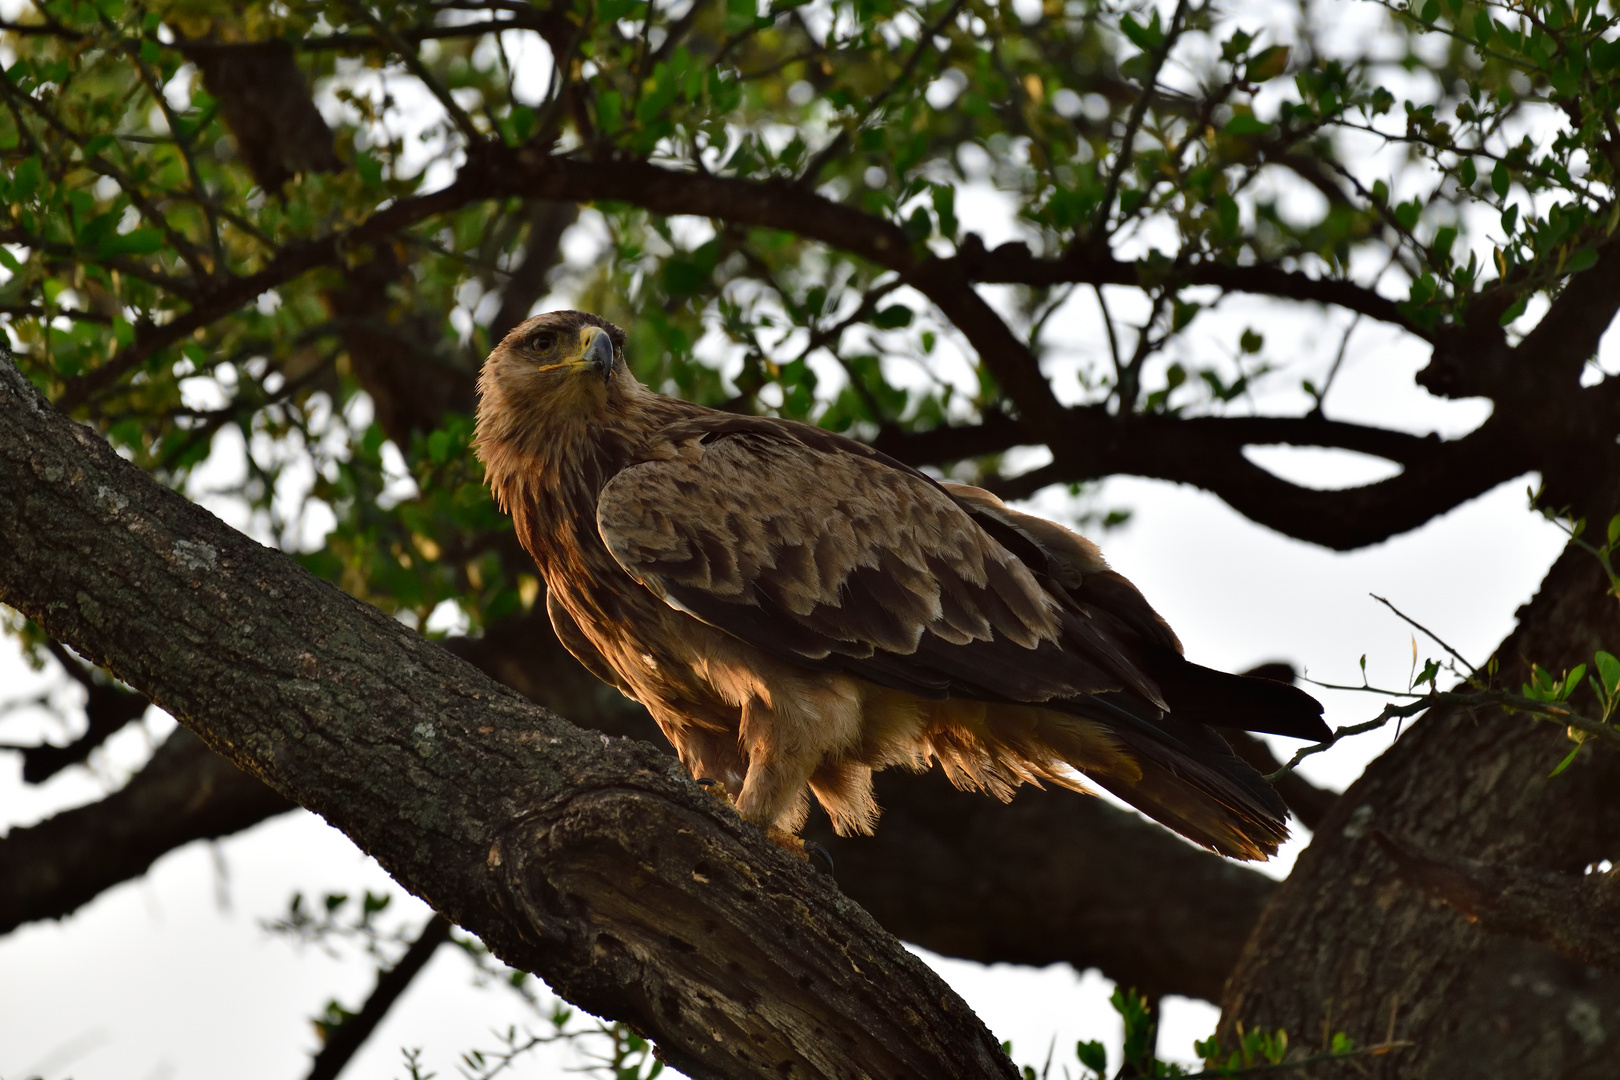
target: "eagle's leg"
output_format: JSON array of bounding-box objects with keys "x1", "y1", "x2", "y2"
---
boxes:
[
  {"x1": 734, "y1": 697, "x2": 818, "y2": 834},
  {"x1": 670, "y1": 724, "x2": 748, "y2": 795}
]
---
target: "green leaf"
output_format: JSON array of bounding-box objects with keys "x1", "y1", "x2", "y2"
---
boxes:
[
  {"x1": 1549, "y1": 742, "x2": 1583, "y2": 777},
  {"x1": 1433, "y1": 226, "x2": 1457, "y2": 261},
  {"x1": 1239, "y1": 328, "x2": 1264, "y2": 353},
  {"x1": 931, "y1": 184, "x2": 958, "y2": 240},
  {"x1": 1119, "y1": 12, "x2": 1163, "y2": 49},
  {"x1": 1075, "y1": 1039, "x2": 1107, "y2": 1073},
  {"x1": 1223, "y1": 113, "x2": 1272, "y2": 136},
  {"x1": 1492, "y1": 160, "x2": 1511, "y2": 198},
  {"x1": 98, "y1": 227, "x2": 164, "y2": 257},
  {"x1": 871, "y1": 305, "x2": 913, "y2": 329},
  {"x1": 1595, "y1": 651, "x2": 1620, "y2": 694},
  {"x1": 1565, "y1": 247, "x2": 1598, "y2": 274},
  {"x1": 354, "y1": 150, "x2": 383, "y2": 186},
  {"x1": 1563, "y1": 664, "x2": 1588, "y2": 700},
  {"x1": 724, "y1": 0, "x2": 756, "y2": 33},
  {"x1": 1247, "y1": 45, "x2": 1290, "y2": 81},
  {"x1": 10, "y1": 156, "x2": 42, "y2": 202},
  {"x1": 597, "y1": 90, "x2": 623, "y2": 134},
  {"x1": 1498, "y1": 297, "x2": 1527, "y2": 326}
]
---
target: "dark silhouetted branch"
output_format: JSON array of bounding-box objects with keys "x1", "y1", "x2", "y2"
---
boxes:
[
  {"x1": 305, "y1": 915, "x2": 454, "y2": 1080},
  {"x1": 810, "y1": 771, "x2": 1276, "y2": 1003},
  {"x1": 6, "y1": 641, "x2": 151, "y2": 784},
  {"x1": 0, "y1": 725, "x2": 295, "y2": 933}
]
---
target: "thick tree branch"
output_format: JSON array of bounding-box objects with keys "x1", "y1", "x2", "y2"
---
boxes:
[
  {"x1": 0, "y1": 725, "x2": 295, "y2": 933},
  {"x1": 0, "y1": 607, "x2": 1279, "y2": 1002},
  {"x1": 0, "y1": 351, "x2": 1017, "y2": 1080},
  {"x1": 809, "y1": 771, "x2": 1276, "y2": 1003},
  {"x1": 1373, "y1": 830, "x2": 1620, "y2": 973},
  {"x1": 990, "y1": 409, "x2": 1530, "y2": 551}
]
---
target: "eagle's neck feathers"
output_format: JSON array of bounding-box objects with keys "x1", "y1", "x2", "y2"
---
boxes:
[{"x1": 476, "y1": 379, "x2": 703, "y2": 598}]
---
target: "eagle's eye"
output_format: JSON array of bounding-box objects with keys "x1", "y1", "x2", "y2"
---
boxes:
[{"x1": 527, "y1": 331, "x2": 556, "y2": 353}]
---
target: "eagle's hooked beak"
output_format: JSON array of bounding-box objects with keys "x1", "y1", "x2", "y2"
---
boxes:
[{"x1": 582, "y1": 327, "x2": 615, "y2": 383}]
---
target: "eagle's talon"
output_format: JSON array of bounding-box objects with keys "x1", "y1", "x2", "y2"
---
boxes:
[
  {"x1": 763, "y1": 826, "x2": 833, "y2": 874},
  {"x1": 803, "y1": 840, "x2": 835, "y2": 876},
  {"x1": 694, "y1": 777, "x2": 734, "y2": 807}
]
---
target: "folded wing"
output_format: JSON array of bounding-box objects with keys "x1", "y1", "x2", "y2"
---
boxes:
[{"x1": 596, "y1": 415, "x2": 1327, "y2": 859}]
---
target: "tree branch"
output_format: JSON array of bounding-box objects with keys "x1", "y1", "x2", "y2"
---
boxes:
[
  {"x1": 895, "y1": 406, "x2": 1529, "y2": 551},
  {"x1": 51, "y1": 142, "x2": 1519, "y2": 548},
  {"x1": 306, "y1": 914, "x2": 454, "y2": 1080},
  {"x1": 809, "y1": 771, "x2": 1276, "y2": 1003},
  {"x1": 5, "y1": 641, "x2": 152, "y2": 783},
  {"x1": 0, "y1": 725, "x2": 295, "y2": 934},
  {"x1": 0, "y1": 600, "x2": 1277, "y2": 1003},
  {"x1": 951, "y1": 239, "x2": 1420, "y2": 335},
  {"x1": 54, "y1": 170, "x2": 497, "y2": 414},
  {"x1": 0, "y1": 348, "x2": 1017, "y2": 1080}
]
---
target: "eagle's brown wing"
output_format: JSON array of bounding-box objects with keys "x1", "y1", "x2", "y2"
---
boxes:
[
  {"x1": 596, "y1": 419, "x2": 1161, "y2": 712},
  {"x1": 596, "y1": 415, "x2": 1324, "y2": 859}
]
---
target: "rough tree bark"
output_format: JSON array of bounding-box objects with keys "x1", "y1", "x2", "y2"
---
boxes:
[
  {"x1": 0, "y1": 352, "x2": 1020, "y2": 1080},
  {"x1": 1222, "y1": 524, "x2": 1620, "y2": 1075},
  {"x1": 0, "y1": 645, "x2": 1280, "y2": 1002}
]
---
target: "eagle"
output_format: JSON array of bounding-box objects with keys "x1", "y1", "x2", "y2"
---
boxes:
[{"x1": 475, "y1": 310, "x2": 1329, "y2": 861}]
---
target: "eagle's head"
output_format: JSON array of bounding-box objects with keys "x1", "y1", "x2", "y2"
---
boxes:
[{"x1": 475, "y1": 310, "x2": 643, "y2": 482}]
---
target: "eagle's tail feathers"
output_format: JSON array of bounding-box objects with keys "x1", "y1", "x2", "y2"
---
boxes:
[{"x1": 1054, "y1": 709, "x2": 1291, "y2": 861}]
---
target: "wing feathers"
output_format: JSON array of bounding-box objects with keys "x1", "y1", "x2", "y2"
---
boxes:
[{"x1": 594, "y1": 414, "x2": 1324, "y2": 859}]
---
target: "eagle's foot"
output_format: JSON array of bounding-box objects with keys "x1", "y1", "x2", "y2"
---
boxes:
[
  {"x1": 695, "y1": 776, "x2": 732, "y2": 806},
  {"x1": 765, "y1": 826, "x2": 836, "y2": 876},
  {"x1": 696, "y1": 778, "x2": 833, "y2": 875}
]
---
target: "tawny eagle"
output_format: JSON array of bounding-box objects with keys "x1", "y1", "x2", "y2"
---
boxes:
[{"x1": 475, "y1": 310, "x2": 1329, "y2": 860}]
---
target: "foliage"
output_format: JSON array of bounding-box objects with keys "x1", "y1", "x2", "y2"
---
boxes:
[{"x1": 1007, "y1": 986, "x2": 1386, "y2": 1078}]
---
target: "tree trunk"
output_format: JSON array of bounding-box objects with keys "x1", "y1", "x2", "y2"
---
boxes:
[{"x1": 1221, "y1": 532, "x2": 1620, "y2": 1076}]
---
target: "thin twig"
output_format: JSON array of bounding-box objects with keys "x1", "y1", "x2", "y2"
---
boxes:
[{"x1": 1370, "y1": 594, "x2": 1478, "y2": 676}]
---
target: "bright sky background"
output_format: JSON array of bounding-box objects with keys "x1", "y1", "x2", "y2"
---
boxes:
[{"x1": 2, "y1": 0, "x2": 1612, "y2": 1073}]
